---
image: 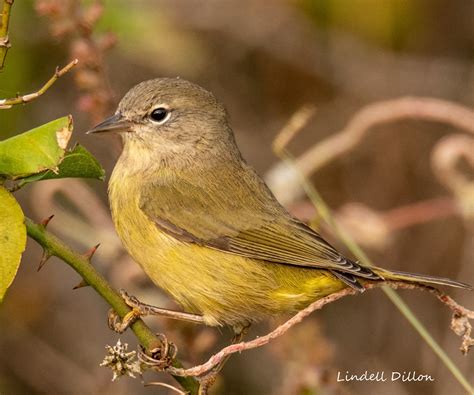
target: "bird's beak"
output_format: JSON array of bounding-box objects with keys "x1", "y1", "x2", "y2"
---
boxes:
[{"x1": 87, "y1": 113, "x2": 131, "y2": 134}]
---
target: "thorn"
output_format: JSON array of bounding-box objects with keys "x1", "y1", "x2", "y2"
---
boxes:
[
  {"x1": 83, "y1": 243, "x2": 100, "y2": 261},
  {"x1": 73, "y1": 279, "x2": 89, "y2": 290},
  {"x1": 37, "y1": 249, "x2": 52, "y2": 271},
  {"x1": 40, "y1": 214, "x2": 55, "y2": 228}
]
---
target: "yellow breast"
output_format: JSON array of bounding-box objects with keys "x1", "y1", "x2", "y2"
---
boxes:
[{"x1": 108, "y1": 162, "x2": 345, "y2": 327}]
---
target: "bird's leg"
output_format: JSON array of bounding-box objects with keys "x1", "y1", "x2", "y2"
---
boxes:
[
  {"x1": 197, "y1": 325, "x2": 250, "y2": 394},
  {"x1": 108, "y1": 289, "x2": 205, "y2": 334}
]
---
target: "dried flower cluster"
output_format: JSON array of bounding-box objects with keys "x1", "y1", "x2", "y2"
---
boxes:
[{"x1": 100, "y1": 339, "x2": 142, "y2": 381}]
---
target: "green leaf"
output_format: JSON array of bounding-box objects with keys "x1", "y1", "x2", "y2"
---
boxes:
[
  {"x1": 0, "y1": 186, "x2": 26, "y2": 302},
  {"x1": 17, "y1": 144, "x2": 106, "y2": 186},
  {"x1": 0, "y1": 116, "x2": 73, "y2": 179}
]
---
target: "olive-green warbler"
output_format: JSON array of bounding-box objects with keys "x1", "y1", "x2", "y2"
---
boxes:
[{"x1": 89, "y1": 78, "x2": 472, "y2": 333}]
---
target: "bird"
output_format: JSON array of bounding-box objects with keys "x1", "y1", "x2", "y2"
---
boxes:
[{"x1": 88, "y1": 78, "x2": 472, "y2": 335}]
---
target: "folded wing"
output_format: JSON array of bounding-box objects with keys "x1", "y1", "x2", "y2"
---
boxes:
[{"x1": 139, "y1": 164, "x2": 381, "y2": 290}]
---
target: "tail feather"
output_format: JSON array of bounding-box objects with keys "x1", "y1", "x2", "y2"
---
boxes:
[{"x1": 374, "y1": 268, "x2": 473, "y2": 290}]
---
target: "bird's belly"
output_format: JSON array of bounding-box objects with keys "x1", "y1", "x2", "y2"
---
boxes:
[{"x1": 112, "y1": 201, "x2": 345, "y2": 327}]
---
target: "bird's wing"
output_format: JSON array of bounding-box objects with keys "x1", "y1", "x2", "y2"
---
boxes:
[{"x1": 139, "y1": 163, "x2": 381, "y2": 285}]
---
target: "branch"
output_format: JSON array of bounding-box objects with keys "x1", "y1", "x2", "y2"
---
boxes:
[
  {"x1": 431, "y1": 134, "x2": 474, "y2": 219},
  {"x1": 0, "y1": 59, "x2": 78, "y2": 109},
  {"x1": 381, "y1": 196, "x2": 459, "y2": 232},
  {"x1": 162, "y1": 281, "x2": 473, "y2": 378},
  {"x1": 24, "y1": 217, "x2": 200, "y2": 394},
  {"x1": 272, "y1": 104, "x2": 317, "y2": 153},
  {"x1": 296, "y1": 96, "x2": 474, "y2": 178},
  {"x1": 0, "y1": 0, "x2": 13, "y2": 71},
  {"x1": 267, "y1": 97, "x2": 474, "y2": 205}
]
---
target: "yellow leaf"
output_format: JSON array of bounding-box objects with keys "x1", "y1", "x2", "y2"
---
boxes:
[{"x1": 0, "y1": 186, "x2": 26, "y2": 302}]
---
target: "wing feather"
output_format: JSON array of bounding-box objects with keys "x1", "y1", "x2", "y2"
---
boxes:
[{"x1": 139, "y1": 163, "x2": 381, "y2": 281}]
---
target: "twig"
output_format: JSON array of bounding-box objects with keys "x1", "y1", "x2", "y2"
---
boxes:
[
  {"x1": 272, "y1": 104, "x2": 317, "y2": 153},
  {"x1": 24, "y1": 217, "x2": 199, "y2": 394},
  {"x1": 432, "y1": 135, "x2": 474, "y2": 192},
  {"x1": 0, "y1": 0, "x2": 13, "y2": 71},
  {"x1": 267, "y1": 98, "x2": 474, "y2": 205},
  {"x1": 329, "y1": 197, "x2": 459, "y2": 250},
  {"x1": 163, "y1": 281, "x2": 473, "y2": 378},
  {"x1": 381, "y1": 196, "x2": 459, "y2": 232},
  {"x1": 296, "y1": 97, "x2": 474, "y2": 181},
  {"x1": 144, "y1": 381, "x2": 188, "y2": 395},
  {"x1": 0, "y1": 59, "x2": 78, "y2": 109},
  {"x1": 431, "y1": 134, "x2": 474, "y2": 219}
]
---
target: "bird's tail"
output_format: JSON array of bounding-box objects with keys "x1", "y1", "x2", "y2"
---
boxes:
[{"x1": 373, "y1": 268, "x2": 473, "y2": 290}]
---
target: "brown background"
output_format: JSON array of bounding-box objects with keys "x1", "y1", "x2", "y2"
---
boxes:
[{"x1": 0, "y1": 1, "x2": 473, "y2": 394}]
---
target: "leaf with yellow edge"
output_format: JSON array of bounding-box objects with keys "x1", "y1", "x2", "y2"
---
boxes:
[
  {"x1": 0, "y1": 186, "x2": 26, "y2": 302},
  {"x1": 0, "y1": 116, "x2": 73, "y2": 179}
]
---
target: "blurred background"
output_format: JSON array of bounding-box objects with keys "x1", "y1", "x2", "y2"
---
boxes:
[{"x1": 0, "y1": 1, "x2": 473, "y2": 394}]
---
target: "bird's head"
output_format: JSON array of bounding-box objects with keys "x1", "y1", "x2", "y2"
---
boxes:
[{"x1": 88, "y1": 78, "x2": 239, "y2": 169}]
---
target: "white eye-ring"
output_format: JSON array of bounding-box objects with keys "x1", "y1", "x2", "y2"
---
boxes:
[{"x1": 149, "y1": 107, "x2": 171, "y2": 124}]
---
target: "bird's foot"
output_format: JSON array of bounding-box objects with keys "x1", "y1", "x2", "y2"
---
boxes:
[
  {"x1": 120, "y1": 289, "x2": 147, "y2": 313},
  {"x1": 107, "y1": 307, "x2": 141, "y2": 333},
  {"x1": 107, "y1": 289, "x2": 150, "y2": 333},
  {"x1": 108, "y1": 288, "x2": 205, "y2": 333},
  {"x1": 109, "y1": 289, "x2": 184, "y2": 333},
  {"x1": 137, "y1": 333, "x2": 178, "y2": 371}
]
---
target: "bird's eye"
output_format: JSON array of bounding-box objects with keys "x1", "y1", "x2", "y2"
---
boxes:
[{"x1": 150, "y1": 107, "x2": 170, "y2": 123}]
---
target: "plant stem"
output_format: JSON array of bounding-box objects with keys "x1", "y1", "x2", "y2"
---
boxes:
[
  {"x1": 24, "y1": 217, "x2": 199, "y2": 394},
  {"x1": 0, "y1": 0, "x2": 13, "y2": 71}
]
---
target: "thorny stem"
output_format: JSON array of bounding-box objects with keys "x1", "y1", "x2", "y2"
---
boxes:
[
  {"x1": 0, "y1": 0, "x2": 13, "y2": 71},
  {"x1": 0, "y1": 59, "x2": 79, "y2": 109},
  {"x1": 163, "y1": 281, "x2": 473, "y2": 380},
  {"x1": 24, "y1": 217, "x2": 200, "y2": 395}
]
